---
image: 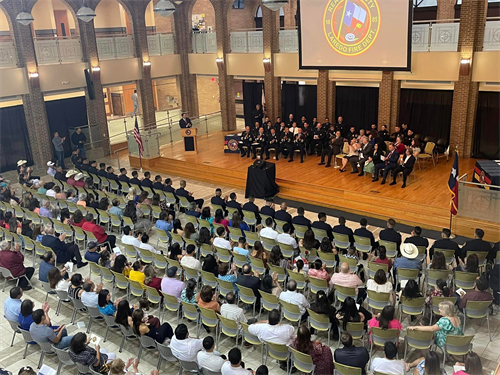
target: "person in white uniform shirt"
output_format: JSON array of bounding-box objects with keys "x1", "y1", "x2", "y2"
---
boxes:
[
  {"x1": 80, "y1": 281, "x2": 102, "y2": 308},
  {"x1": 170, "y1": 324, "x2": 204, "y2": 363},
  {"x1": 276, "y1": 223, "x2": 298, "y2": 250},
  {"x1": 180, "y1": 244, "x2": 201, "y2": 271},
  {"x1": 221, "y1": 348, "x2": 253, "y2": 375},
  {"x1": 138, "y1": 233, "x2": 161, "y2": 255},
  {"x1": 121, "y1": 226, "x2": 141, "y2": 248},
  {"x1": 370, "y1": 342, "x2": 407, "y2": 375},
  {"x1": 197, "y1": 336, "x2": 226, "y2": 372},
  {"x1": 213, "y1": 227, "x2": 232, "y2": 250},
  {"x1": 279, "y1": 279, "x2": 310, "y2": 321},
  {"x1": 248, "y1": 309, "x2": 295, "y2": 346},
  {"x1": 259, "y1": 217, "x2": 278, "y2": 241}
]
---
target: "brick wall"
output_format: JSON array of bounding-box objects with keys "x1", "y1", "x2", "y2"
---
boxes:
[
  {"x1": 154, "y1": 11, "x2": 174, "y2": 33},
  {"x1": 378, "y1": 71, "x2": 393, "y2": 131},
  {"x1": 155, "y1": 77, "x2": 182, "y2": 110},
  {"x1": 228, "y1": 0, "x2": 259, "y2": 30},
  {"x1": 283, "y1": 0, "x2": 297, "y2": 28},
  {"x1": 197, "y1": 76, "x2": 221, "y2": 115},
  {"x1": 192, "y1": 0, "x2": 216, "y2": 30},
  {"x1": 437, "y1": 0, "x2": 456, "y2": 21}
]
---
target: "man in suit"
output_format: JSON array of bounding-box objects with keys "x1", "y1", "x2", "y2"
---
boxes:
[
  {"x1": 54, "y1": 166, "x2": 67, "y2": 182},
  {"x1": 309, "y1": 123, "x2": 325, "y2": 156},
  {"x1": 289, "y1": 128, "x2": 305, "y2": 163},
  {"x1": 237, "y1": 264, "x2": 261, "y2": 302},
  {"x1": 211, "y1": 188, "x2": 227, "y2": 211},
  {"x1": 141, "y1": 171, "x2": 153, "y2": 188},
  {"x1": 251, "y1": 121, "x2": 261, "y2": 138},
  {"x1": 260, "y1": 198, "x2": 275, "y2": 218},
  {"x1": 152, "y1": 175, "x2": 164, "y2": 191},
  {"x1": 350, "y1": 136, "x2": 373, "y2": 175},
  {"x1": 429, "y1": 228, "x2": 460, "y2": 260},
  {"x1": 252, "y1": 127, "x2": 267, "y2": 159},
  {"x1": 390, "y1": 148, "x2": 417, "y2": 188},
  {"x1": 460, "y1": 228, "x2": 493, "y2": 262},
  {"x1": 238, "y1": 125, "x2": 254, "y2": 158},
  {"x1": 312, "y1": 212, "x2": 333, "y2": 241},
  {"x1": 334, "y1": 332, "x2": 369, "y2": 375},
  {"x1": 373, "y1": 143, "x2": 399, "y2": 184},
  {"x1": 179, "y1": 113, "x2": 192, "y2": 128},
  {"x1": 185, "y1": 202, "x2": 201, "y2": 218},
  {"x1": 277, "y1": 126, "x2": 292, "y2": 161},
  {"x1": 335, "y1": 116, "x2": 346, "y2": 137},
  {"x1": 333, "y1": 216, "x2": 354, "y2": 246},
  {"x1": 292, "y1": 207, "x2": 311, "y2": 229},
  {"x1": 42, "y1": 225, "x2": 87, "y2": 268},
  {"x1": 118, "y1": 168, "x2": 129, "y2": 183},
  {"x1": 129, "y1": 170, "x2": 142, "y2": 186},
  {"x1": 227, "y1": 192, "x2": 243, "y2": 217},
  {"x1": 88, "y1": 161, "x2": 98, "y2": 175},
  {"x1": 242, "y1": 195, "x2": 260, "y2": 224},
  {"x1": 404, "y1": 226, "x2": 429, "y2": 250},
  {"x1": 353, "y1": 218, "x2": 377, "y2": 249},
  {"x1": 276, "y1": 121, "x2": 286, "y2": 137},
  {"x1": 176, "y1": 179, "x2": 204, "y2": 209},
  {"x1": 79, "y1": 159, "x2": 90, "y2": 172},
  {"x1": 379, "y1": 218, "x2": 402, "y2": 252},
  {"x1": 274, "y1": 117, "x2": 282, "y2": 129},
  {"x1": 274, "y1": 202, "x2": 293, "y2": 228},
  {"x1": 299, "y1": 115, "x2": 307, "y2": 128},
  {"x1": 97, "y1": 163, "x2": 107, "y2": 178},
  {"x1": 264, "y1": 127, "x2": 279, "y2": 160}
]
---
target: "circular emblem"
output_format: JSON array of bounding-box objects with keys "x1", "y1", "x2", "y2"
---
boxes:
[
  {"x1": 185, "y1": 129, "x2": 192, "y2": 136},
  {"x1": 323, "y1": 0, "x2": 381, "y2": 57},
  {"x1": 228, "y1": 139, "x2": 239, "y2": 151}
]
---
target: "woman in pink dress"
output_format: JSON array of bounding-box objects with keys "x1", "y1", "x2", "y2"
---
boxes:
[
  {"x1": 307, "y1": 259, "x2": 331, "y2": 283},
  {"x1": 367, "y1": 305, "x2": 403, "y2": 343}
]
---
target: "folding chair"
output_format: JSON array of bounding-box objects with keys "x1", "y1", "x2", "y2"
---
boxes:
[
  {"x1": 426, "y1": 269, "x2": 451, "y2": 289},
  {"x1": 378, "y1": 240, "x2": 398, "y2": 258},
  {"x1": 69, "y1": 296, "x2": 87, "y2": 324},
  {"x1": 354, "y1": 235, "x2": 372, "y2": 254},
  {"x1": 312, "y1": 228, "x2": 328, "y2": 242},
  {"x1": 369, "y1": 327, "x2": 399, "y2": 360},
  {"x1": 434, "y1": 249, "x2": 455, "y2": 265},
  {"x1": 236, "y1": 283, "x2": 258, "y2": 316},
  {"x1": 274, "y1": 219, "x2": 287, "y2": 234},
  {"x1": 334, "y1": 285, "x2": 356, "y2": 307},
  {"x1": 53, "y1": 345, "x2": 75, "y2": 374},
  {"x1": 268, "y1": 264, "x2": 287, "y2": 284},
  {"x1": 138, "y1": 334, "x2": 158, "y2": 362},
  {"x1": 35, "y1": 340, "x2": 56, "y2": 369},
  {"x1": 309, "y1": 276, "x2": 329, "y2": 296},
  {"x1": 454, "y1": 271, "x2": 479, "y2": 291},
  {"x1": 232, "y1": 252, "x2": 248, "y2": 269},
  {"x1": 334, "y1": 362, "x2": 361, "y2": 375},
  {"x1": 249, "y1": 256, "x2": 266, "y2": 274},
  {"x1": 157, "y1": 341, "x2": 179, "y2": 370},
  {"x1": 217, "y1": 313, "x2": 241, "y2": 346},
  {"x1": 118, "y1": 324, "x2": 138, "y2": 353},
  {"x1": 0, "y1": 266, "x2": 33, "y2": 292},
  {"x1": 442, "y1": 335, "x2": 474, "y2": 367},
  {"x1": 217, "y1": 278, "x2": 234, "y2": 298},
  {"x1": 277, "y1": 241, "x2": 294, "y2": 259},
  {"x1": 138, "y1": 248, "x2": 153, "y2": 264},
  {"x1": 111, "y1": 271, "x2": 130, "y2": 299},
  {"x1": 260, "y1": 214, "x2": 273, "y2": 228},
  {"x1": 153, "y1": 253, "x2": 168, "y2": 271},
  {"x1": 6, "y1": 318, "x2": 21, "y2": 347},
  {"x1": 339, "y1": 254, "x2": 357, "y2": 273},
  {"x1": 463, "y1": 300, "x2": 493, "y2": 341},
  {"x1": 404, "y1": 329, "x2": 434, "y2": 361},
  {"x1": 128, "y1": 279, "x2": 145, "y2": 300},
  {"x1": 200, "y1": 243, "x2": 213, "y2": 259},
  {"x1": 396, "y1": 268, "x2": 420, "y2": 288},
  {"x1": 110, "y1": 214, "x2": 122, "y2": 234},
  {"x1": 261, "y1": 236, "x2": 277, "y2": 252},
  {"x1": 318, "y1": 250, "x2": 337, "y2": 269},
  {"x1": 161, "y1": 291, "x2": 181, "y2": 324},
  {"x1": 333, "y1": 232, "x2": 350, "y2": 252},
  {"x1": 242, "y1": 210, "x2": 257, "y2": 228},
  {"x1": 19, "y1": 328, "x2": 38, "y2": 359},
  {"x1": 307, "y1": 308, "x2": 332, "y2": 346},
  {"x1": 280, "y1": 299, "x2": 302, "y2": 326},
  {"x1": 54, "y1": 289, "x2": 70, "y2": 316},
  {"x1": 293, "y1": 224, "x2": 308, "y2": 240},
  {"x1": 288, "y1": 270, "x2": 307, "y2": 291},
  {"x1": 366, "y1": 290, "x2": 391, "y2": 313},
  {"x1": 337, "y1": 321, "x2": 366, "y2": 347},
  {"x1": 179, "y1": 360, "x2": 201, "y2": 374},
  {"x1": 199, "y1": 307, "x2": 219, "y2": 349},
  {"x1": 399, "y1": 296, "x2": 425, "y2": 323},
  {"x1": 259, "y1": 290, "x2": 280, "y2": 320},
  {"x1": 145, "y1": 285, "x2": 162, "y2": 316},
  {"x1": 181, "y1": 302, "x2": 200, "y2": 337},
  {"x1": 200, "y1": 270, "x2": 218, "y2": 288},
  {"x1": 264, "y1": 341, "x2": 290, "y2": 373}
]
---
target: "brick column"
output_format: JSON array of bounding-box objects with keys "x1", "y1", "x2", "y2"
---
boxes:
[
  {"x1": 173, "y1": 2, "x2": 199, "y2": 118},
  {"x1": 262, "y1": 5, "x2": 281, "y2": 122},
  {"x1": 378, "y1": 71, "x2": 393, "y2": 129},
  {"x1": 283, "y1": 0, "x2": 297, "y2": 28},
  {"x1": 390, "y1": 79, "x2": 401, "y2": 131},
  {"x1": 437, "y1": 0, "x2": 456, "y2": 21},
  {"x1": 210, "y1": 0, "x2": 236, "y2": 131},
  {"x1": 449, "y1": 0, "x2": 487, "y2": 157},
  {"x1": 317, "y1": 70, "x2": 334, "y2": 122},
  {"x1": 3, "y1": 0, "x2": 53, "y2": 169}
]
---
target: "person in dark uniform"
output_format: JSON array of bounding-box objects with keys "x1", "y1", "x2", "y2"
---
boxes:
[
  {"x1": 335, "y1": 116, "x2": 346, "y2": 137},
  {"x1": 106, "y1": 167, "x2": 120, "y2": 190},
  {"x1": 129, "y1": 170, "x2": 142, "y2": 186},
  {"x1": 152, "y1": 175, "x2": 164, "y2": 191},
  {"x1": 289, "y1": 128, "x2": 305, "y2": 163},
  {"x1": 242, "y1": 195, "x2": 260, "y2": 224},
  {"x1": 428, "y1": 228, "x2": 460, "y2": 260},
  {"x1": 264, "y1": 127, "x2": 279, "y2": 160},
  {"x1": 333, "y1": 216, "x2": 354, "y2": 246},
  {"x1": 176, "y1": 180, "x2": 203, "y2": 209},
  {"x1": 353, "y1": 218, "x2": 377, "y2": 249},
  {"x1": 401, "y1": 123, "x2": 409, "y2": 137},
  {"x1": 312, "y1": 212, "x2": 333, "y2": 241},
  {"x1": 370, "y1": 124, "x2": 378, "y2": 133},
  {"x1": 389, "y1": 125, "x2": 403, "y2": 142},
  {"x1": 141, "y1": 171, "x2": 153, "y2": 188},
  {"x1": 211, "y1": 188, "x2": 227, "y2": 211},
  {"x1": 309, "y1": 123, "x2": 325, "y2": 156},
  {"x1": 379, "y1": 125, "x2": 389, "y2": 142},
  {"x1": 252, "y1": 127, "x2": 267, "y2": 159},
  {"x1": 252, "y1": 104, "x2": 264, "y2": 125},
  {"x1": 227, "y1": 192, "x2": 243, "y2": 217},
  {"x1": 302, "y1": 122, "x2": 312, "y2": 152},
  {"x1": 79, "y1": 159, "x2": 90, "y2": 172},
  {"x1": 277, "y1": 126, "x2": 292, "y2": 161},
  {"x1": 311, "y1": 117, "x2": 319, "y2": 128},
  {"x1": 97, "y1": 163, "x2": 107, "y2": 178},
  {"x1": 292, "y1": 207, "x2": 311, "y2": 229},
  {"x1": 404, "y1": 129, "x2": 415, "y2": 147},
  {"x1": 276, "y1": 121, "x2": 286, "y2": 136},
  {"x1": 390, "y1": 148, "x2": 416, "y2": 188},
  {"x1": 263, "y1": 121, "x2": 274, "y2": 136},
  {"x1": 287, "y1": 114, "x2": 295, "y2": 128},
  {"x1": 274, "y1": 117, "x2": 281, "y2": 129},
  {"x1": 118, "y1": 168, "x2": 130, "y2": 183},
  {"x1": 88, "y1": 161, "x2": 98, "y2": 175},
  {"x1": 299, "y1": 116, "x2": 307, "y2": 128},
  {"x1": 260, "y1": 199, "x2": 275, "y2": 218},
  {"x1": 274, "y1": 202, "x2": 292, "y2": 228},
  {"x1": 319, "y1": 130, "x2": 342, "y2": 168},
  {"x1": 238, "y1": 125, "x2": 254, "y2": 158},
  {"x1": 322, "y1": 117, "x2": 332, "y2": 130},
  {"x1": 251, "y1": 121, "x2": 261, "y2": 138},
  {"x1": 179, "y1": 113, "x2": 192, "y2": 128},
  {"x1": 404, "y1": 226, "x2": 429, "y2": 251},
  {"x1": 379, "y1": 218, "x2": 402, "y2": 253},
  {"x1": 346, "y1": 127, "x2": 358, "y2": 142},
  {"x1": 460, "y1": 228, "x2": 493, "y2": 262}
]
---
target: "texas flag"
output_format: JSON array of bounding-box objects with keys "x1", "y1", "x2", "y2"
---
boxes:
[
  {"x1": 448, "y1": 151, "x2": 459, "y2": 215},
  {"x1": 343, "y1": 1, "x2": 367, "y2": 30}
]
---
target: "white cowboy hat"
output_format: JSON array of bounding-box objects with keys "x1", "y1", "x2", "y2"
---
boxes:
[
  {"x1": 47, "y1": 161, "x2": 55, "y2": 167},
  {"x1": 65, "y1": 170, "x2": 77, "y2": 178},
  {"x1": 74, "y1": 173, "x2": 84, "y2": 181},
  {"x1": 401, "y1": 243, "x2": 418, "y2": 259},
  {"x1": 17, "y1": 160, "x2": 27, "y2": 167}
]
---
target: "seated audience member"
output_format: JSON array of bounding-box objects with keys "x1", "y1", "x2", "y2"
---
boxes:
[
  {"x1": 144, "y1": 265, "x2": 162, "y2": 292},
  {"x1": 260, "y1": 273, "x2": 282, "y2": 298},
  {"x1": 48, "y1": 267, "x2": 71, "y2": 292},
  {"x1": 108, "y1": 199, "x2": 123, "y2": 220},
  {"x1": 456, "y1": 253, "x2": 479, "y2": 274},
  {"x1": 196, "y1": 285, "x2": 220, "y2": 313},
  {"x1": 221, "y1": 348, "x2": 252, "y2": 375},
  {"x1": 211, "y1": 188, "x2": 227, "y2": 212},
  {"x1": 404, "y1": 226, "x2": 429, "y2": 250},
  {"x1": 98, "y1": 289, "x2": 119, "y2": 316},
  {"x1": 181, "y1": 244, "x2": 201, "y2": 271},
  {"x1": 379, "y1": 218, "x2": 402, "y2": 251},
  {"x1": 72, "y1": 210, "x2": 86, "y2": 228},
  {"x1": 237, "y1": 264, "x2": 261, "y2": 300},
  {"x1": 155, "y1": 212, "x2": 173, "y2": 235},
  {"x1": 170, "y1": 323, "x2": 204, "y2": 362},
  {"x1": 299, "y1": 229, "x2": 320, "y2": 251},
  {"x1": 39, "y1": 200, "x2": 52, "y2": 218},
  {"x1": 330, "y1": 262, "x2": 364, "y2": 299},
  {"x1": 279, "y1": 280, "x2": 310, "y2": 321},
  {"x1": 242, "y1": 195, "x2": 260, "y2": 223},
  {"x1": 332, "y1": 216, "x2": 354, "y2": 245},
  {"x1": 117, "y1": 168, "x2": 129, "y2": 183},
  {"x1": 80, "y1": 280, "x2": 102, "y2": 308},
  {"x1": 457, "y1": 275, "x2": 493, "y2": 309},
  {"x1": 30, "y1": 308, "x2": 73, "y2": 349},
  {"x1": 68, "y1": 273, "x2": 85, "y2": 299},
  {"x1": 353, "y1": 218, "x2": 377, "y2": 249},
  {"x1": 308, "y1": 259, "x2": 331, "y2": 282},
  {"x1": 429, "y1": 228, "x2": 459, "y2": 260},
  {"x1": 390, "y1": 147, "x2": 416, "y2": 188},
  {"x1": 367, "y1": 269, "x2": 395, "y2": 305},
  {"x1": 121, "y1": 226, "x2": 141, "y2": 247},
  {"x1": 141, "y1": 171, "x2": 153, "y2": 188},
  {"x1": 367, "y1": 306, "x2": 403, "y2": 342},
  {"x1": 393, "y1": 243, "x2": 421, "y2": 277},
  {"x1": 181, "y1": 278, "x2": 198, "y2": 304},
  {"x1": 309, "y1": 291, "x2": 337, "y2": 333},
  {"x1": 408, "y1": 300, "x2": 462, "y2": 349},
  {"x1": 84, "y1": 241, "x2": 105, "y2": 263},
  {"x1": 111, "y1": 255, "x2": 131, "y2": 277},
  {"x1": 202, "y1": 253, "x2": 218, "y2": 277},
  {"x1": 226, "y1": 192, "x2": 243, "y2": 217},
  {"x1": 0, "y1": 241, "x2": 34, "y2": 290},
  {"x1": 185, "y1": 202, "x2": 201, "y2": 219},
  {"x1": 370, "y1": 342, "x2": 406, "y2": 375},
  {"x1": 453, "y1": 352, "x2": 483, "y2": 375},
  {"x1": 260, "y1": 217, "x2": 278, "y2": 240},
  {"x1": 249, "y1": 309, "x2": 295, "y2": 346},
  {"x1": 214, "y1": 209, "x2": 229, "y2": 231},
  {"x1": 334, "y1": 332, "x2": 370, "y2": 374},
  {"x1": 19, "y1": 299, "x2": 51, "y2": 331},
  {"x1": 274, "y1": 202, "x2": 293, "y2": 227},
  {"x1": 426, "y1": 279, "x2": 452, "y2": 307},
  {"x1": 460, "y1": 228, "x2": 494, "y2": 262},
  {"x1": 39, "y1": 251, "x2": 61, "y2": 283},
  {"x1": 82, "y1": 213, "x2": 116, "y2": 249},
  {"x1": 221, "y1": 291, "x2": 257, "y2": 328},
  {"x1": 406, "y1": 350, "x2": 444, "y2": 375},
  {"x1": 176, "y1": 179, "x2": 204, "y2": 209},
  {"x1": 132, "y1": 309, "x2": 172, "y2": 343},
  {"x1": 336, "y1": 297, "x2": 372, "y2": 329},
  {"x1": 184, "y1": 222, "x2": 199, "y2": 243},
  {"x1": 4, "y1": 286, "x2": 23, "y2": 321},
  {"x1": 197, "y1": 336, "x2": 226, "y2": 372},
  {"x1": 161, "y1": 266, "x2": 185, "y2": 300},
  {"x1": 139, "y1": 233, "x2": 160, "y2": 255},
  {"x1": 427, "y1": 250, "x2": 453, "y2": 271},
  {"x1": 128, "y1": 262, "x2": 146, "y2": 289},
  {"x1": 69, "y1": 332, "x2": 116, "y2": 372},
  {"x1": 213, "y1": 226, "x2": 232, "y2": 250},
  {"x1": 312, "y1": 212, "x2": 334, "y2": 241},
  {"x1": 250, "y1": 241, "x2": 269, "y2": 267},
  {"x1": 370, "y1": 246, "x2": 393, "y2": 271},
  {"x1": 260, "y1": 198, "x2": 275, "y2": 218},
  {"x1": 292, "y1": 207, "x2": 311, "y2": 229},
  {"x1": 276, "y1": 223, "x2": 298, "y2": 250},
  {"x1": 229, "y1": 212, "x2": 249, "y2": 234},
  {"x1": 292, "y1": 325, "x2": 334, "y2": 375},
  {"x1": 232, "y1": 237, "x2": 250, "y2": 260}
]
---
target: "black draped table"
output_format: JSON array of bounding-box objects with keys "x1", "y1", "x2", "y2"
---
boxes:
[{"x1": 245, "y1": 161, "x2": 279, "y2": 198}]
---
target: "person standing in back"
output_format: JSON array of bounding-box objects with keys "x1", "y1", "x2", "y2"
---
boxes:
[
  {"x1": 132, "y1": 89, "x2": 139, "y2": 116},
  {"x1": 52, "y1": 132, "x2": 66, "y2": 169}
]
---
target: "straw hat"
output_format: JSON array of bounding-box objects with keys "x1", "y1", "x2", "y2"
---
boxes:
[
  {"x1": 65, "y1": 170, "x2": 77, "y2": 178},
  {"x1": 401, "y1": 243, "x2": 418, "y2": 259},
  {"x1": 17, "y1": 160, "x2": 27, "y2": 167},
  {"x1": 74, "y1": 173, "x2": 84, "y2": 181}
]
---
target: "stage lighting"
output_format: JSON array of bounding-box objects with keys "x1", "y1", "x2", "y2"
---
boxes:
[
  {"x1": 154, "y1": 0, "x2": 176, "y2": 17},
  {"x1": 76, "y1": 0, "x2": 96, "y2": 23},
  {"x1": 262, "y1": 0, "x2": 287, "y2": 12}
]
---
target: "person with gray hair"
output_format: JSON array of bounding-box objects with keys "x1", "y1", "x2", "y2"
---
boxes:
[
  {"x1": 279, "y1": 279, "x2": 310, "y2": 321},
  {"x1": 350, "y1": 135, "x2": 373, "y2": 176},
  {"x1": 0, "y1": 240, "x2": 35, "y2": 289},
  {"x1": 42, "y1": 224, "x2": 87, "y2": 268},
  {"x1": 39, "y1": 199, "x2": 52, "y2": 218},
  {"x1": 77, "y1": 193, "x2": 87, "y2": 206},
  {"x1": 185, "y1": 201, "x2": 201, "y2": 218}
]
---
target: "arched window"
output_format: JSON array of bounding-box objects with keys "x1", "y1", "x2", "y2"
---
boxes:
[{"x1": 255, "y1": 6, "x2": 284, "y2": 28}]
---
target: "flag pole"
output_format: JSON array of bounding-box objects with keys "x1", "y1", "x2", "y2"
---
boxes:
[{"x1": 136, "y1": 115, "x2": 143, "y2": 173}]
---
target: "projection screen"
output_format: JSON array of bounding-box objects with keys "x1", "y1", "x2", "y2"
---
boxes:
[{"x1": 298, "y1": 0, "x2": 412, "y2": 71}]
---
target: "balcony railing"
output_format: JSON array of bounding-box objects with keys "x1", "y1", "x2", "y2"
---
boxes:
[
  {"x1": 192, "y1": 31, "x2": 217, "y2": 53},
  {"x1": 97, "y1": 34, "x2": 135, "y2": 60},
  {"x1": 147, "y1": 33, "x2": 175, "y2": 55},
  {"x1": 34, "y1": 37, "x2": 83, "y2": 65},
  {"x1": 230, "y1": 30, "x2": 263, "y2": 53},
  {"x1": 0, "y1": 40, "x2": 18, "y2": 68},
  {"x1": 279, "y1": 29, "x2": 298, "y2": 53},
  {"x1": 412, "y1": 20, "x2": 460, "y2": 52},
  {"x1": 484, "y1": 20, "x2": 500, "y2": 51}
]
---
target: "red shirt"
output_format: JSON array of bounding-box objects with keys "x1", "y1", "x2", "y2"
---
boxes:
[
  {"x1": 146, "y1": 277, "x2": 162, "y2": 293},
  {"x1": 81, "y1": 221, "x2": 108, "y2": 243},
  {"x1": 67, "y1": 178, "x2": 76, "y2": 186},
  {"x1": 72, "y1": 219, "x2": 86, "y2": 228},
  {"x1": 395, "y1": 143, "x2": 405, "y2": 155},
  {"x1": 0, "y1": 250, "x2": 26, "y2": 277},
  {"x1": 375, "y1": 257, "x2": 392, "y2": 271},
  {"x1": 74, "y1": 180, "x2": 85, "y2": 187}
]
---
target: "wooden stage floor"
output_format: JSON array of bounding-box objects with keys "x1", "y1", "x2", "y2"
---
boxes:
[{"x1": 130, "y1": 131, "x2": 499, "y2": 241}]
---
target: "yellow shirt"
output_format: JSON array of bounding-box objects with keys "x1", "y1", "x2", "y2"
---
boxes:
[{"x1": 129, "y1": 270, "x2": 145, "y2": 289}]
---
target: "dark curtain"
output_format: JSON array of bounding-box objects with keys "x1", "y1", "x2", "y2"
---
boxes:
[
  {"x1": 45, "y1": 96, "x2": 88, "y2": 156},
  {"x1": 0, "y1": 105, "x2": 33, "y2": 172},
  {"x1": 399, "y1": 88, "x2": 453, "y2": 141},
  {"x1": 335, "y1": 86, "x2": 379, "y2": 131},
  {"x1": 243, "y1": 81, "x2": 263, "y2": 128},
  {"x1": 473, "y1": 91, "x2": 500, "y2": 160},
  {"x1": 281, "y1": 83, "x2": 317, "y2": 124}
]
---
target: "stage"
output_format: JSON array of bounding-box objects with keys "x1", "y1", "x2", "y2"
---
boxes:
[{"x1": 129, "y1": 131, "x2": 500, "y2": 242}]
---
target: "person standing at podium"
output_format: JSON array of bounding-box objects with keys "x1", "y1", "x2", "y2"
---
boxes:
[{"x1": 179, "y1": 113, "x2": 192, "y2": 128}]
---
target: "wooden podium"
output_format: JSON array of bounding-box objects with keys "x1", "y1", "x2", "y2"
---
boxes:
[{"x1": 180, "y1": 128, "x2": 198, "y2": 154}]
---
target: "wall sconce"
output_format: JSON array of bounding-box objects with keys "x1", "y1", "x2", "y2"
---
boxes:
[
  {"x1": 143, "y1": 61, "x2": 151, "y2": 74},
  {"x1": 91, "y1": 66, "x2": 100, "y2": 80},
  {"x1": 216, "y1": 57, "x2": 224, "y2": 70},
  {"x1": 460, "y1": 58, "x2": 470, "y2": 76},
  {"x1": 29, "y1": 72, "x2": 39, "y2": 88},
  {"x1": 263, "y1": 58, "x2": 271, "y2": 72}
]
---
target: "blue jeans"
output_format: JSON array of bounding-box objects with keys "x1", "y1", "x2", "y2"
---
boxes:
[
  {"x1": 78, "y1": 147, "x2": 86, "y2": 159},
  {"x1": 133, "y1": 103, "x2": 138, "y2": 115},
  {"x1": 56, "y1": 329, "x2": 72, "y2": 349},
  {"x1": 55, "y1": 150, "x2": 65, "y2": 169}
]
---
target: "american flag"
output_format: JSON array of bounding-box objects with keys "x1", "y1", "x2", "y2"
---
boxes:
[{"x1": 133, "y1": 116, "x2": 144, "y2": 157}]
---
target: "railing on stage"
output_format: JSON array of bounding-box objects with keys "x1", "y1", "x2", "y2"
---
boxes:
[{"x1": 458, "y1": 173, "x2": 500, "y2": 224}]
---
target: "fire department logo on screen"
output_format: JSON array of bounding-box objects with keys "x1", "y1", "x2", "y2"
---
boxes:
[{"x1": 323, "y1": 0, "x2": 381, "y2": 56}]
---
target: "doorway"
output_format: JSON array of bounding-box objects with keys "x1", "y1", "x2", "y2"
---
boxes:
[{"x1": 54, "y1": 10, "x2": 70, "y2": 38}]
